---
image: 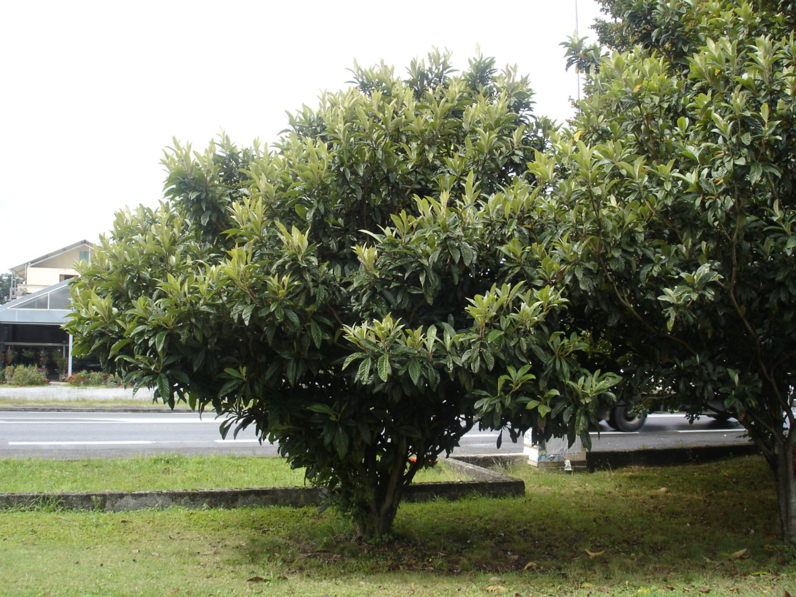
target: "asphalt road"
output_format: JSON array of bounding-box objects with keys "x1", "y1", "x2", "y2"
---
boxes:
[{"x1": 0, "y1": 410, "x2": 749, "y2": 459}]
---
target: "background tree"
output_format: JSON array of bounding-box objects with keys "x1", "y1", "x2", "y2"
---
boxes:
[
  {"x1": 0, "y1": 273, "x2": 11, "y2": 305},
  {"x1": 66, "y1": 52, "x2": 619, "y2": 537},
  {"x1": 539, "y1": 0, "x2": 796, "y2": 542}
]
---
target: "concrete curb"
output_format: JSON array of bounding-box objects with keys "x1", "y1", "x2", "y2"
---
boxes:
[
  {"x1": 0, "y1": 386, "x2": 155, "y2": 401},
  {"x1": 586, "y1": 443, "x2": 758, "y2": 471},
  {"x1": 0, "y1": 457, "x2": 525, "y2": 513},
  {"x1": 456, "y1": 445, "x2": 758, "y2": 472},
  {"x1": 448, "y1": 455, "x2": 528, "y2": 471},
  {"x1": 0, "y1": 405, "x2": 191, "y2": 413}
]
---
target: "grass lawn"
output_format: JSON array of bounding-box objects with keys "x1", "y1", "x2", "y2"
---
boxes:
[
  {"x1": 0, "y1": 398, "x2": 163, "y2": 411},
  {"x1": 0, "y1": 454, "x2": 463, "y2": 493},
  {"x1": 0, "y1": 398, "x2": 165, "y2": 409},
  {"x1": 1, "y1": 455, "x2": 795, "y2": 596}
]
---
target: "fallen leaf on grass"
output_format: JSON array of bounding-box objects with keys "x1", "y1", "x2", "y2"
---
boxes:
[
  {"x1": 729, "y1": 549, "x2": 747, "y2": 560},
  {"x1": 698, "y1": 589, "x2": 710, "y2": 594},
  {"x1": 151, "y1": 552, "x2": 159, "y2": 557},
  {"x1": 489, "y1": 577, "x2": 504, "y2": 583},
  {"x1": 585, "y1": 549, "x2": 605, "y2": 558},
  {"x1": 581, "y1": 582, "x2": 594, "y2": 588},
  {"x1": 659, "y1": 487, "x2": 669, "y2": 493},
  {"x1": 247, "y1": 577, "x2": 269, "y2": 583},
  {"x1": 131, "y1": 550, "x2": 139, "y2": 553},
  {"x1": 523, "y1": 562, "x2": 538, "y2": 571}
]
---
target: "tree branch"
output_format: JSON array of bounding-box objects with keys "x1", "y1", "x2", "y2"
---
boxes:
[{"x1": 586, "y1": 188, "x2": 699, "y2": 358}]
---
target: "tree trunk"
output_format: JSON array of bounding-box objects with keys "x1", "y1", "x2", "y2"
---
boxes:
[
  {"x1": 364, "y1": 485, "x2": 402, "y2": 538},
  {"x1": 352, "y1": 452, "x2": 410, "y2": 539},
  {"x1": 773, "y1": 437, "x2": 796, "y2": 545}
]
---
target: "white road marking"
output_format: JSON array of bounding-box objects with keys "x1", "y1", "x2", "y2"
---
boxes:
[
  {"x1": 677, "y1": 429, "x2": 744, "y2": 434},
  {"x1": 463, "y1": 452, "x2": 524, "y2": 456},
  {"x1": 590, "y1": 431, "x2": 641, "y2": 435},
  {"x1": 214, "y1": 439, "x2": 260, "y2": 444},
  {"x1": 8, "y1": 440, "x2": 155, "y2": 446},
  {"x1": 0, "y1": 419, "x2": 223, "y2": 425},
  {"x1": 647, "y1": 414, "x2": 696, "y2": 418}
]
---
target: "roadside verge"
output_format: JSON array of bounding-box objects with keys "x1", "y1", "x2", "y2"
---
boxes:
[{"x1": 0, "y1": 456, "x2": 524, "y2": 512}]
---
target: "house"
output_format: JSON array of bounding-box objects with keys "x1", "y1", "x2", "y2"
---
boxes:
[
  {"x1": 8, "y1": 240, "x2": 93, "y2": 300},
  {"x1": 1, "y1": 241, "x2": 94, "y2": 377}
]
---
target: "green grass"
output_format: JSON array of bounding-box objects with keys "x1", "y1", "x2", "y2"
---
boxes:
[
  {"x1": 1, "y1": 455, "x2": 795, "y2": 596},
  {"x1": 0, "y1": 398, "x2": 184, "y2": 410},
  {"x1": 0, "y1": 455, "x2": 464, "y2": 493}
]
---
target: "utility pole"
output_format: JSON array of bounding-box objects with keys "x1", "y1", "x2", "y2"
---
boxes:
[{"x1": 575, "y1": 0, "x2": 581, "y2": 102}]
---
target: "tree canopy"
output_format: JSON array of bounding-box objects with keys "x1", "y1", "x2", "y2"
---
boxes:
[
  {"x1": 550, "y1": 0, "x2": 796, "y2": 542},
  {"x1": 66, "y1": 51, "x2": 619, "y2": 537},
  {"x1": 0, "y1": 273, "x2": 11, "y2": 305}
]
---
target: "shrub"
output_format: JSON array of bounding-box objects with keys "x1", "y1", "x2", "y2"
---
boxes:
[
  {"x1": 3, "y1": 348, "x2": 17, "y2": 366},
  {"x1": 5, "y1": 365, "x2": 49, "y2": 386},
  {"x1": 66, "y1": 371, "x2": 122, "y2": 387}
]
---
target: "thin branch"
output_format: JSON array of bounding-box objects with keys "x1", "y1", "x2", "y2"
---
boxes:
[
  {"x1": 725, "y1": 182, "x2": 789, "y2": 417},
  {"x1": 586, "y1": 189, "x2": 699, "y2": 358}
]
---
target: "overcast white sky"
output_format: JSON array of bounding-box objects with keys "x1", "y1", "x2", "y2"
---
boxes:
[{"x1": 0, "y1": 0, "x2": 604, "y2": 272}]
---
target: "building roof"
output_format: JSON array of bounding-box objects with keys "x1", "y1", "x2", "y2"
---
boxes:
[
  {"x1": 10, "y1": 240, "x2": 94, "y2": 277},
  {"x1": 0, "y1": 280, "x2": 72, "y2": 325}
]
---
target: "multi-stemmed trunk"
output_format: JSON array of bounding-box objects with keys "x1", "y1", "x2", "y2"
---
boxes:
[
  {"x1": 347, "y1": 449, "x2": 427, "y2": 539},
  {"x1": 771, "y1": 431, "x2": 796, "y2": 545},
  {"x1": 743, "y1": 399, "x2": 796, "y2": 545},
  {"x1": 363, "y1": 452, "x2": 408, "y2": 538}
]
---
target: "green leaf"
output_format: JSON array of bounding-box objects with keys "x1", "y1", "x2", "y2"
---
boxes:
[
  {"x1": 377, "y1": 355, "x2": 391, "y2": 382},
  {"x1": 750, "y1": 162, "x2": 763, "y2": 185},
  {"x1": 342, "y1": 352, "x2": 361, "y2": 371},
  {"x1": 333, "y1": 428, "x2": 349, "y2": 458},
  {"x1": 285, "y1": 309, "x2": 301, "y2": 328},
  {"x1": 482, "y1": 349, "x2": 495, "y2": 371},
  {"x1": 310, "y1": 320, "x2": 323, "y2": 348},
  {"x1": 460, "y1": 244, "x2": 475, "y2": 266},
  {"x1": 217, "y1": 378, "x2": 241, "y2": 398},
  {"x1": 224, "y1": 367, "x2": 243, "y2": 379},
  {"x1": 157, "y1": 374, "x2": 170, "y2": 401},
  {"x1": 109, "y1": 338, "x2": 132, "y2": 358},
  {"x1": 242, "y1": 304, "x2": 255, "y2": 326},
  {"x1": 486, "y1": 329, "x2": 503, "y2": 343},
  {"x1": 155, "y1": 331, "x2": 168, "y2": 354},
  {"x1": 357, "y1": 358, "x2": 372, "y2": 383},
  {"x1": 408, "y1": 360, "x2": 421, "y2": 385}
]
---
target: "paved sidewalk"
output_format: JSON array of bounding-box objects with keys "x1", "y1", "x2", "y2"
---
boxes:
[{"x1": 0, "y1": 383, "x2": 154, "y2": 401}]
